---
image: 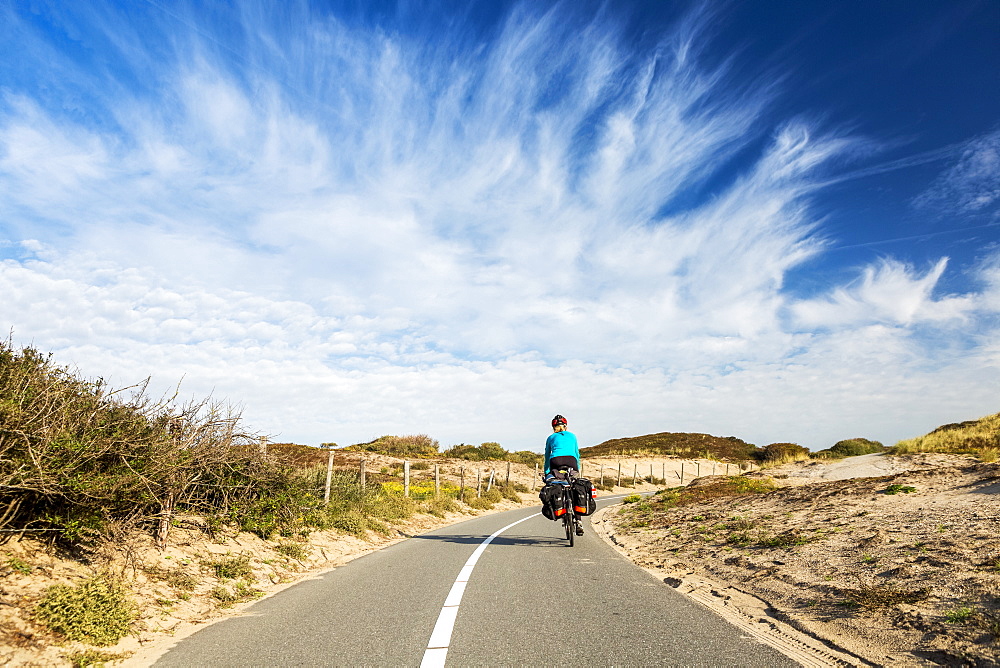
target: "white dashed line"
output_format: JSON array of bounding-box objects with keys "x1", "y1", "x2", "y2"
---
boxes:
[{"x1": 419, "y1": 513, "x2": 539, "y2": 668}]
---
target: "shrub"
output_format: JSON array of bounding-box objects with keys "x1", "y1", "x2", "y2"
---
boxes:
[
  {"x1": 496, "y1": 483, "x2": 523, "y2": 503},
  {"x1": 623, "y1": 494, "x2": 642, "y2": 504},
  {"x1": 884, "y1": 484, "x2": 917, "y2": 495},
  {"x1": 468, "y1": 497, "x2": 494, "y2": 510},
  {"x1": 758, "y1": 443, "x2": 810, "y2": 465},
  {"x1": 276, "y1": 542, "x2": 310, "y2": 560},
  {"x1": 422, "y1": 497, "x2": 460, "y2": 517},
  {"x1": 35, "y1": 574, "x2": 135, "y2": 646},
  {"x1": 0, "y1": 338, "x2": 306, "y2": 548},
  {"x1": 164, "y1": 569, "x2": 198, "y2": 591},
  {"x1": 210, "y1": 581, "x2": 262, "y2": 608},
  {"x1": 330, "y1": 511, "x2": 369, "y2": 537},
  {"x1": 582, "y1": 432, "x2": 758, "y2": 460},
  {"x1": 349, "y1": 434, "x2": 440, "y2": 458},
  {"x1": 814, "y1": 438, "x2": 886, "y2": 459},
  {"x1": 208, "y1": 553, "x2": 253, "y2": 580}
]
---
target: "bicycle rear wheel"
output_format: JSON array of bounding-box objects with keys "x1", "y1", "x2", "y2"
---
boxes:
[{"x1": 564, "y1": 505, "x2": 575, "y2": 546}]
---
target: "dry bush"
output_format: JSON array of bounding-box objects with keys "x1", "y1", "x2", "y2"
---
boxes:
[{"x1": 0, "y1": 339, "x2": 319, "y2": 546}]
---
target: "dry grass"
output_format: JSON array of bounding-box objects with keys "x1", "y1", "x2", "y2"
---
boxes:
[{"x1": 891, "y1": 412, "x2": 1000, "y2": 459}]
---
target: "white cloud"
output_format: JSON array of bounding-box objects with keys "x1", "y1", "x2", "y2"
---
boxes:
[
  {"x1": 915, "y1": 128, "x2": 1000, "y2": 213},
  {"x1": 1, "y1": 3, "x2": 998, "y2": 450},
  {"x1": 791, "y1": 258, "x2": 976, "y2": 329}
]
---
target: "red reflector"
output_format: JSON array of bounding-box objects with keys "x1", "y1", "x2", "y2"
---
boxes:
[
  {"x1": 574, "y1": 506, "x2": 586, "y2": 513},
  {"x1": 555, "y1": 508, "x2": 566, "y2": 517}
]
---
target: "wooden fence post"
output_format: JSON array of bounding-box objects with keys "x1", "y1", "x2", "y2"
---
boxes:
[
  {"x1": 696, "y1": 461, "x2": 701, "y2": 478},
  {"x1": 360, "y1": 459, "x2": 366, "y2": 489},
  {"x1": 632, "y1": 464, "x2": 637, "y2": 487},
  {"x1": 617, "y1": 462, "x2": 622, "y2": 487},
  {"x1": 477, "y1": 470, "x2": 482, "y2": 497},
  {"x1": 661, "y1": 462, "x2": 665, "y2": 483},
  {"x1": 506, "y1": 462, "x2": 511, "y2": 485},
  {"x1": 434, "y1": 464, "x2": 440, "y2": 498},
  {"x1": 726, "y1": 462, "x2": 730, "y2": 475},
  {"x1": 649, "y1": 463, "x2": 653, "y2": 483},
  {"x1": 533, "y1": 463, "x2": 538, "y2": 490},
  {"x1": 600, "y1": 465, "x2": 604, "y2": 486},
  {"x1": 404, "y1": 460, "x2": 410, "y2": 497},
  {"x1": 459, "y1": 467, "x2": 465, "y2": 501},
  {"x1": 680, "y1": 461, "x2": 685, "y2": 484},
  {"x1": 155, "y1": 492, "x2": 176, "y2": 549},
  {"x1": 259, "y1": 436, "x2": 267, "y2": 456},
  {"x1": 324, "y1": 445, "x2": 335, "y2": 504},
  {"x1": 486, "y1": 469, "x2": 495, "y2": 492}
]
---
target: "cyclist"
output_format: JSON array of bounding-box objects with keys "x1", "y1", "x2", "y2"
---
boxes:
[
  {"x1": 543, "y1": 414, "x2": 583, "y2": 535},
  {"x1": 544, "y1": 414, "x2": 580, "y2": 481}
]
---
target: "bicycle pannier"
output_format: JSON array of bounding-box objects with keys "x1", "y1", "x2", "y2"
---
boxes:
[
  {"x1": 539, "y1": 484, "x2": 565, "y2": 520},
  {"x1": 571, "y1": 478, "x2": 597, "y2": 516}
]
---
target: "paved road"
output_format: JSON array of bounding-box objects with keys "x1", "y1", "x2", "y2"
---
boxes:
[{"x1": 155, "y1": 496, "x2": 796, "y2": 667}]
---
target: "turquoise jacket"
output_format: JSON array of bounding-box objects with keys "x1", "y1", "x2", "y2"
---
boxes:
[{"x1": 544, "y1": 430, "x2": 581, "y2": 474}]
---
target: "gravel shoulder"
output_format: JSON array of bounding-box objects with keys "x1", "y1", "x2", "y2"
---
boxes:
[{"x1": 594, "y1": 453, "x2": 1000, "y2": 667}]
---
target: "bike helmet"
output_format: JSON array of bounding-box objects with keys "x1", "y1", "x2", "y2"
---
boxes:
[{"x1": 551, "y1": 414, "x2": 567, "y2": 428}]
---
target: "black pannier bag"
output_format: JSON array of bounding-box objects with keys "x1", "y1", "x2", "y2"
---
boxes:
[
  {"x1": 538, "y1": 484, "x2": 566, "y2": 520},
  {"x1": 571, "y1": 478, "x2": 597, "y2": 516}
]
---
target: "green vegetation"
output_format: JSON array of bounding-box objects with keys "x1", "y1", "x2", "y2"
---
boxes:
[
  {"x1": 813, "y1": 438, "x2": 886, "y2": 459},
  {"x1": 6, "y1": 556, "x2": 32, "y2": 575},
  {"x1": 210, "y1": 581, "x2": 262, "y2": 607},
  {"x1": 884, "y1": 484, "x2": 917, "y2": 495},
  {"x1": 761, "y1": 531, "x2": 811, "y2": 547},
  {"x1": 347, "y1": 434, "x2": 440, "y2": 458},
  {"x1": 67, "y1": 649, "x2": 128, "y2": 668},
  {"x1": 276, "y1": 542, "x2": 311, "y2": 560},
  {"x1": 654, "y1": 477, "x2": 778, "y2": 510},
  {"x1": 758, "y1": 442, "x2": 810, "y2": 465},
  {"x1": 890, "y1": 412, "x2": 1000, "y2": 461},
  {"x1": 582, "y1": 432, "x2": 757, "y2": 461},
  {"x1": 835, "y1": 584, "x2": 930, "y2": 609},
  {"x1": 441, "y1": 442, "x2": 542, "y2": 466},
  {"x1": 207, "y1": 553, "x2": 253, "y2": 579},
  {"x1": 622, "y1": 494, "x2": 642, "y2": 503},
  {"x1": 34, "y1": 574, "x2": 135, "y2": 645},
  {"x1": 0, "y1": 339, "x2": 314, "y2": 546},
  {"x1": 1, "y1": 340, "x2": 527, "y2": 552},
  {"x1": 945, "y1": 606, "x2": 975, "y2": 623}
]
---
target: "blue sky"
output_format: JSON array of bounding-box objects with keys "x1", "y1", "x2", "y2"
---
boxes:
[{"x1": 1, "y1": 0, "x2": 998, "y2": 451}]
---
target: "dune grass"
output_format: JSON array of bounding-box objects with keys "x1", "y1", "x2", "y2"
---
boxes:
[{"x1": 890, "y1": 412, "x2": 1000, "y2": 461}]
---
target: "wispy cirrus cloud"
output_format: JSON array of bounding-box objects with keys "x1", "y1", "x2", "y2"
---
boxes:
[
  {"x1": 1, "y1": 1, "x2": 998, "y2": 449},
  {"x1": 914, "y1": 128, "x2": 1000, "y2": 214}
]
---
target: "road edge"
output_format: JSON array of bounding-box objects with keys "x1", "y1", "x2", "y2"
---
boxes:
[{"x1": 589, "y1": 504, "x2": 874, "y2": 668}]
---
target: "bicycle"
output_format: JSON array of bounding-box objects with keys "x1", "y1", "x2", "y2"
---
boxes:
[{"x1": 546, "y1": 467, "x2": 583, "y2": 547}]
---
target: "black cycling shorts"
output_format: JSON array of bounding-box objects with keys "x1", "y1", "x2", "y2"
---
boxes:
[{"x1": 548, "y1": 456, "x2": 579, "y2": 479}]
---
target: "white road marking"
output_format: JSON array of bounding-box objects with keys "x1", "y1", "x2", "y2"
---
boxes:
[{"x1": 419, "y1": 513, "x2": 539, "y2": 668}]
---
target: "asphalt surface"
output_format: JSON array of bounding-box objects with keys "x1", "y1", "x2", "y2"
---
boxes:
[{"x1": 154, "y1": 496, "x2": 796, "y2": 667}]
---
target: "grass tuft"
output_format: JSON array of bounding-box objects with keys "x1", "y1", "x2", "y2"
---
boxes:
[
  {"x1": 836, "y1": 584, "x2": 930, "y2": 609},
  {"x1": 35, "y1": 574, "x2": 135, "y2": 646},
  {"x1": 67, "y1": 649, "x2": 129, "y2": 668}
]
